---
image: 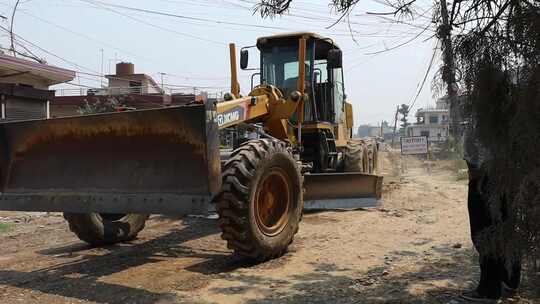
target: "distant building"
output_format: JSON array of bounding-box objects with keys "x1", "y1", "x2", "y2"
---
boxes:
[
  {"x1": 51, "y1": 62, "x2": 205, "y2": 117},
  {"x1": 435, "y1": 96, "x2": 450, "y2": 110},
  {"x1": 51, "y1": 93, "x2": 201, "y2": 118},
  {"x1": 0, "y1": 53, "x2": 75, "y2": 122},
  {"x1": 406, "y1": 97, "x2": 450, "y2": 143},
  {"x1": 51, "y1": 62, "x2": 223, "y2": 117},
  {"x1": 93, "y1": 62, "x2": 163, "y2": 95},
  {"x1": 357, "y1": 123, "x2": 393, "y2": 140},
  {"x1": 357, "y1": 124, "x2": 381, "y2": 137}
]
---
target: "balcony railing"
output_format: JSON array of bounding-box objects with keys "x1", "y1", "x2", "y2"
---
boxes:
[{"x1": 54, "y1": 86, "x2": 227, "y2": 99}]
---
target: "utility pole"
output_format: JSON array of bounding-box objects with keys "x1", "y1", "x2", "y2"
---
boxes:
[
  {"x1": 10, "y1": 0, "x2": 20, "y2": 57},
  {"x1": 159, "y1": 72, "x2": 166, "y2": 93},
  {"x1": 100, "y1": 49, "x2": 104, "y2": 88},
  {"x1": 438, "y1": 0, "x2": 458, "y2": 136},
  {"x1": 391, "y1": 105, "x2": 399, "y2": 148}
]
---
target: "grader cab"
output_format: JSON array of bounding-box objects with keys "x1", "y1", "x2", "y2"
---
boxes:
[{"x1": 0, "y1": 32, "x2": 381, "y2": 261}]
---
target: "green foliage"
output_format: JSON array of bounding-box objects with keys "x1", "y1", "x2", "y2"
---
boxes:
[
  {"x1": 78, "y1": 97, "x2": 121, "y2": 115},
  {"x1": 455, "y1": 166, "x2": 469, "y2": 181},
  {"x1": 397, "y1": 104, "x2": 410, "y2": 135},
  {"x1": 255, "y1": 0, "x2": 416, "y2": 18},
  {"x1": 0, "y1": 222, "x2": 11, "y2": 233},
  {"x1": 437, "y1": 136, "x2": 463, "y2": 160},
  {"x1": 398, "y1": 104, "x2": 410, "y2": 128}
]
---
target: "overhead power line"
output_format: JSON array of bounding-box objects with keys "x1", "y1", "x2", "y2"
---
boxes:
[
  {"x1": 73, "y1": 70, "x2": 227, "y2": 88},
  {"x1": 0, "y1": 25, "x2": 230, "y2": 86},
  {"x1": 18, "y1": 10, "x2": 156, "y2": 63},
  {"x1": 364, "y1": 22, "x2": 434, "y2": 55},
  {"x1": 0, "y1": 24, "x2": 101, "y2": 74},
  {"x1": 408, "y1": 42, "x2": 439, "y2": 110},
  {"x1": 79, "y1": 0, "x2": 291, "y2": 31},
  {"x1": 77, "y1": 0, "x2": 418, "y2": 39},
  {"x1": 78, "y1": 0, "x2": 228, "y2": 46},
  {"x1": 0, "y1": 4, "x2": 235, "y2": 81}
]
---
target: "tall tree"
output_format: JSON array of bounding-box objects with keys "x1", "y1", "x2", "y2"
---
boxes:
[{"x1": 397, "y1": 103, "x2": 410, "y2": 134}]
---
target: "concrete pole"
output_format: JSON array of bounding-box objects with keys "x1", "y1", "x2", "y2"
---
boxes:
[
  {"x1": 439, "y1": 0, "x2": 458, "y2": 136},
  {"x1": 391, "y1": 105, "x2": 399, "y2": 148}
]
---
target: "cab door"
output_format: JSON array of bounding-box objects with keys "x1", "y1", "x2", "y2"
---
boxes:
[{"x1": 331, "y1": 67, "x2": 345, "y2": 124}]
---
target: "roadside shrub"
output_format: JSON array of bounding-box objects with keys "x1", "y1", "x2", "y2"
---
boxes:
[{"x1": 78, "y1": 97, "x2": 121, "y2": 115}]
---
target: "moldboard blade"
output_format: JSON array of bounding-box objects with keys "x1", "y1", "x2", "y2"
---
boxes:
[{"x1": 0, "y1": 103, "x2": 220, "y2": 215}]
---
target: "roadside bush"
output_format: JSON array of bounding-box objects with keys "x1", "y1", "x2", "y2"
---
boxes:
[
  {"x1": 0, "y1": 222, "x2": 11, "y2": 233},
  {"x1": 78, "y1": 97, "x2": 121, "y2": 115}
]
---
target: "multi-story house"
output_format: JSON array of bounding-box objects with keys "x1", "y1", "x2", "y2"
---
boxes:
[{"x1": 406, "y1": 97, "x2": 450, "y2": 142}]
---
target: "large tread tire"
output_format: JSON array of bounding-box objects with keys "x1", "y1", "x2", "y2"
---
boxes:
[
  {"x1": 344, "y1": 140, "x2": 368, "y2": 173},
  {"x1": 214, "y1": 138, "x2": 303, "y2": 262},
  {"x1": 368, "y1": 141, "x2": 379, "y2": 174},
  {"x1": 63, "y1": 213, "x2": 149, "y2": 246}
]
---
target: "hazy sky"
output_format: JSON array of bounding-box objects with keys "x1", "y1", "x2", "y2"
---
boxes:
[{"x1": 0, "y1": 0, "x2": 440, "y2": 126}]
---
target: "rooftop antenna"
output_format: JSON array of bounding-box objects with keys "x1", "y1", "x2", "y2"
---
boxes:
[
  {"x1": 159, "y1": 72, "x2": 166, "y2": 93},
  {"x1": 100, "y1": 49, "x2": 104, "y2": 87}
]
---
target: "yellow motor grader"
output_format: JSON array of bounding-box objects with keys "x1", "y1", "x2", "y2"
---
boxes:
[{"x1": 0, "y1": 32, "x2": 382, "y2": 261}]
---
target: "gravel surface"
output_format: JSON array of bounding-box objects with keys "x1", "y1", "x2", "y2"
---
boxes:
[{"x1": 0, "y1": 151, "x2": 536, "y2": 303}]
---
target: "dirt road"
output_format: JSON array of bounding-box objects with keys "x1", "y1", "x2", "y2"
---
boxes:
[{"x1": 0, "y1": 152, "x2": 535, "y2": 303}]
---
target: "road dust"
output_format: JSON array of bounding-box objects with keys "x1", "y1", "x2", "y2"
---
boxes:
[{"x1": 0, "y1": 151, "x2": 536, "y2": 303}]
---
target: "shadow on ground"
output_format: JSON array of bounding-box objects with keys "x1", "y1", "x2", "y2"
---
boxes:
[
  {"x1": 1, "y1": 220, "x2": 538, "y2": 304},
  {"x1": 203, "y1": 244, "x2": 538, "y2": 304},
  {"x1": 0, "y1": 216, "x2": 250, "y2": 304}
]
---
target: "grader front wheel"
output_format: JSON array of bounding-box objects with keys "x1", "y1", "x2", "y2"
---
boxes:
[
  {"x1": 254, "y1": 167, "x2": 292, "y2": 237},
  {"x1": 214, "y1": 139, "x2": 303, "y2": 261}
]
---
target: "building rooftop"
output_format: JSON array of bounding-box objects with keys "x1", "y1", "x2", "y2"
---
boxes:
[
  {"x1": 0, "y1": 53, "x2": 75, "y2": 86},
  {"x1": 415, "y1": 107, "x2": 449, "y2": 115},
  {"x1": 257, "y1": 32, "x2": 339, "y2": 47},
  {"x1": 105, "y1": 69, "x2": 163, "y2": 94}
]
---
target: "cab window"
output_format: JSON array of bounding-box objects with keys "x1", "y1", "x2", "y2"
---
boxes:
[{"x1": 332, "y1": 67, "x2": 345, "y2": 123}]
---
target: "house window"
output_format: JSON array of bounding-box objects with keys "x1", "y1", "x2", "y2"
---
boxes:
[
  {"x1": 129, "y1": 81, "x2": 142, "y2": 94},
  {"x1": 429, "y1": 115, "x2": 439, "y2": 124},
  {"x1": 420, "y1": 130, "x2": 430, "y2": 138},
  {"x1": 5, "y1": 99, "x2": 47, "y2": 121}
]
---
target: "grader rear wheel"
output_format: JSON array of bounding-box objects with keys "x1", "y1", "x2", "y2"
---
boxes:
[
  {"x1": 63, "y1": 213, "x2": 149, "y2": 246},
  {"x1": 214, "y1": 138, "x2": 303, "y2": 261},
  {"x1": 368, "y1": 142, "x2": 379, "y2": 174},
  {"x1": 343, "y1": 140, "x2": 379, "y2": 174},
  {"x1": 344, "y1": 140, "x2": 368, "y2": 173}
]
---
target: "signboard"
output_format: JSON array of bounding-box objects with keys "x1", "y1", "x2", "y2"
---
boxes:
[{"x1": 400, "y1": 136, "x2": 428, "y2": 155}]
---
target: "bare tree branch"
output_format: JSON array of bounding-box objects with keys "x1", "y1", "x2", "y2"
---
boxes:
[{"x1": 366, "y1": 0, "x2": 417, "y2": 17}]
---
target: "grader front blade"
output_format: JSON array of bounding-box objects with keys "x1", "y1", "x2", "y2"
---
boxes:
[{"x1": 0, "y1": 103, "x2": 221, "y2": 215}]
